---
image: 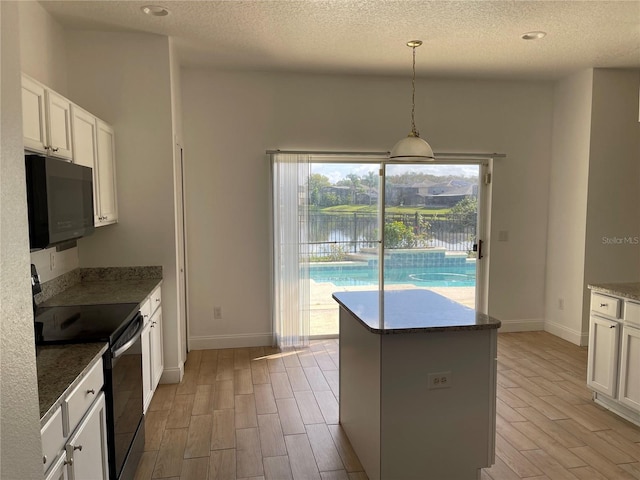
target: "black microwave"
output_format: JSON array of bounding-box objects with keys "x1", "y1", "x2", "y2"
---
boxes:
[{"x1": 25, "y1": 155, "x2": 95, "y2": 250}]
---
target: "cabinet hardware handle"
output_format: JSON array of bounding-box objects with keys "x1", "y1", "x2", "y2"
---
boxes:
[
  {"x1": 156, "y1": 298, "x2": 160, "y2": 302},
  {"x1": 73, "y1": 445, "x2": 83, "y2": 452},
  {"x1": 143, "y1": 314, "x2": 149, "y2": 318},
  {"x1": 87, "y1": 389, "x2": 95, "y2": 394},
  {"x1": 610, "y1": 325, "x2": 616, "y2": 328},
  {"x1": 64, "y1": 458, "x2": 73, "y2": 466},
  {"x1": 43, "y1": 455, "x2": 47, "y2": 464},
  {"x1": 600, "y1": 303, "x2": 608, "y2": 307},
  {"x1": 52, "y1": 147, "x2": 59, "y2": 152}
]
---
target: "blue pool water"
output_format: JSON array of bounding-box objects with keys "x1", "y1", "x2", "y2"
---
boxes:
[{"x1": 309, "y1": 263, "x2": 476, "y2": 287}]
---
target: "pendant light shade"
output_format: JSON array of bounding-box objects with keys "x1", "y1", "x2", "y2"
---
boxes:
[
  {"x1": 390, "y1": 40, "x2": 434, "y2": 161},
  {"x1": 390, "y1": 135, "x2": 434, "y2": 159}
]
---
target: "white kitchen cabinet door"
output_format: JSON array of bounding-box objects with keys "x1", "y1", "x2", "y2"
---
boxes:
[
  {"x1": 150, "y1": 307, "x2": 164, "y2": 390},
  {"x1": 70, "y1": 106, "x2": 100, "y2": 224},
  {"x1": 142, "y1": 320, "x2": 153, "y2": 413},
  {"x1": 619, "y1": 326, "x2": 640, "y2": 412},
  {"x1": 45, "y1": 90, "x2": 73, "y2": 160},
  {"x1": 22, "y1": 75, "x2": 48, "y2": 154},
  {"x1": 65, "y1": 392, "x2": 109, "y2": 480},
  {"x1": 587, "y1": 315, "x2": 620, "y2": 398},
  {"x1": 44, "y1": 453, "x2": 70, "y2": 480},
  {"x1": 95, "y1": 120, "x2": 118, "y2": 226}
]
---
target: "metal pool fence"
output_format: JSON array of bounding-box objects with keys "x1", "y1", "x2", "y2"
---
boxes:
[{"x1": 306, "y1": 212, "x2": 477, "y2": 258}]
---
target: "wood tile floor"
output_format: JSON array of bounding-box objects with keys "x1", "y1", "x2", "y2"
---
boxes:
[{"x1": 135, "y1": 331, "x2": 640, "y2": 480}]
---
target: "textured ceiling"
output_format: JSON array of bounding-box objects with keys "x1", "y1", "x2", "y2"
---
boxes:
[{"x1": 41, "y1": 0, "x2": 640, "y2": 80}]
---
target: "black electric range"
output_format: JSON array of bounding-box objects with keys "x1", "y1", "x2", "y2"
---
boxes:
[
  {"x1": 34, "y1": 303, "x2": 140, "y2": 345},
  {"x1": 34, "y1": 302, "x2": 145, "y2": 480}
]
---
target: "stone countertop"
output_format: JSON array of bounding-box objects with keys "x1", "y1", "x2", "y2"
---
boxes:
[
  {"x1": 37, "y1": 343, "x2": 108, "y2": 425},
  {"x1": 332, "y1": 289, "x2": 501, "y2": 334},
  {"x1": 588, "y1": 282, "x2": 640, "y2": 302},
  {"x1": 41, "y1": 278, "x2": 162, "y2": 306}
]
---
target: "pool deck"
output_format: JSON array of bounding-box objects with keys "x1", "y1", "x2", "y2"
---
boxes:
[{"x1": 310, "y1": 279, "x2": 475, "y2": 337}]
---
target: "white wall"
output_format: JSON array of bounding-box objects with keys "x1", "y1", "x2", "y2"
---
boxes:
[
  {"x1": 584, "y1": 69, "x2": 640, "y2": 304},
  {"x1": 182, "y1": 69, "x2": 554, "y2": 347},
  {"x1": 18, "y1": 0, "x2": 68, "y2": 96},
  {"x1": 544, "y1": 68, "x2": 640, "y2": 346},
  {"x1": 0, "y1": 2, "x2": 45, "y2": 478},
  {"x1": 585, "y1": 69, "x2": 640, "y2": 284},
  {"x1": 544, "y1": 69, "x2": 593, "y2": 345},
  {"x1": 64, "y1": 30, "x2": 182, "y2": 382}
]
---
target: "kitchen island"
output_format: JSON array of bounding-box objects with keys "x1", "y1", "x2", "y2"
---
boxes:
[{"x1": 333, "y1": 289, "x2": 501, "y2": 480}]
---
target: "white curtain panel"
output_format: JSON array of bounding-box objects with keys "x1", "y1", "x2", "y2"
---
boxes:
[{"x1": 272, "y1": 153, "x2": 311, "y2": 349}]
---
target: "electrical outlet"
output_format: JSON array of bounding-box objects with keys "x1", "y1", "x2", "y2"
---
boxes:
[
  {"x1": 428, "y1": 371, "x2": 452, "y2": 390},
  {"x1": 213, "y1": 306, "x2": 222, "y2": 320},
  {"x1": 50, "y1": 251, "x2": 55, "y2": 271}
]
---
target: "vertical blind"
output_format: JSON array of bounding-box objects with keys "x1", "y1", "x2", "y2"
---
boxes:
[{"x1": 271, "y1": 153, "x2": 311, "y2": 349}]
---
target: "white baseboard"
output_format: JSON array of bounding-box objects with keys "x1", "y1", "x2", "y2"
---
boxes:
[
  {"x1": 498, "y1": 317, "x2": 544, "y2": 333},
  {"x1": 160, "y1": 362, "x2": 184, "y2": 384},
  {"x1": 544, "y1": 320, "x2": 588, "y2": 346},
  {"x1": 189, "y1": 333, "x2": 273, "y2": 350}
]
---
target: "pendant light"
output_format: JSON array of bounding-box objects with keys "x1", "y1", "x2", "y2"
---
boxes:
[{"x1": 390, "y1": 40, "x2": 434, "y2": 160}]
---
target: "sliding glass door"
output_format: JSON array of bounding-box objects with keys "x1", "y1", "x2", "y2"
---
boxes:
[{"x1": 272, "y1": 152, "x2": 491, "y2": 344}]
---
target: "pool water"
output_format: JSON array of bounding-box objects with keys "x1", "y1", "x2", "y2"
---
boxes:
[{"x1": 309, "y1": 263, "x2": 476, "y2": 287}]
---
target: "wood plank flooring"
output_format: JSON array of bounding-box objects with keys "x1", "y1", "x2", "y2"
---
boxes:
[{"x1": 135, "y1": 332, "x2": 640, "y2": 480}]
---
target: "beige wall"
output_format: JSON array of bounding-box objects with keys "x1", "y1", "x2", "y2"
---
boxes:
[
  {"x1": 181, "y1": 69, "x2": 554, "y2": 347},
  {"x1": 544, "y1": 68, "x2": 640, "y2": 346},
  {"x1": 0, "y1": 1, "x2": 45, "y2": 478},
  {"x1": 65, "y1": 30, "x2": 182, "y2": 382},
  {"x1": 18, "y1": 0, "x2": 68, "y2": 96},
  {"x1": 544, "y1": 69, "x2": 593, "y2": 345}
]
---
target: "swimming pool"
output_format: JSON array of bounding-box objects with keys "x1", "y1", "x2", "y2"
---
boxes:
[{"x1": 309, "y1": 262, "x2": 476, "y2": 287}]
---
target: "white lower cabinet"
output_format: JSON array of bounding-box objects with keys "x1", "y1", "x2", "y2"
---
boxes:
[
  {"x1": 141, "y1": 284, "x2": 164, "y2": 413},
  {"x1": 41, "y1": 358, "x2": 109, "y2": 480},
  {"x1": 142, "y1": 319, "x2": 153, "y2": 412},
  {"x1": 587, "y1": 315, "x2": 620, "y2": 397},
  {"x1": 151, "y1": 307, "x2": 164, "y2": 389},
  {"x1": 587, "y1": 290, "x2": 640, "y2": 426},
  {"x1": 44, "y1": 451, "x2": 69, "y2": 480},
  {"x1": 66, "y1": 392, "x2": 109, "y2": 480},
  {"x1": 619, "y1": 325, "x2": 640, "y2": 411}
]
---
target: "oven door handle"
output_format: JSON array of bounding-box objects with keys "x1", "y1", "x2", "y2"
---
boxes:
[{"x1": 112, "y1": 319, "x2": 144, "y2": 359}]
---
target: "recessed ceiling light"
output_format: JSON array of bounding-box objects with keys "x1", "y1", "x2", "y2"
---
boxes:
[
  {"x1": 141, "y1": 5, "x2": 170, "y2": 16},
  {"x1": 521, "y1": 31, "x2": 547, "y2": 41}
]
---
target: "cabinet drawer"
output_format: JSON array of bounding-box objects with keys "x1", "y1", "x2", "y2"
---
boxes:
[
  {"x1": 591, "y1": 293, "x2": 621, "y2": 319},
  {"x1": 41, "y1": 406, "x2": 64, "y2": 473},
  {"x1": 150, "y1": 286, "x2": 162, "y2": 314},
  {"x1": 64, "y1": 357, "x2": 103, "y2": 436},
  {"x1": 625, "y1": 301, "x2": 640, "y2": 328}
]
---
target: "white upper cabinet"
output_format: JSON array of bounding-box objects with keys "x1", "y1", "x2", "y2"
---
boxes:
[
  {"x1": 22, "y1": 74, "x2": 73, "y2": 160},
  {"x1": 71, "y1": 107, "x2": 118, "y2": 227},
  {"x1": 45, "y1": 90, "x2": 73, "y2": 160},
  {"x1": 22, "y1": 75, "x2": 48, "y2": 153},
  {"x1": 95, "y1": 120, "x2": 118, "y2": 226}
]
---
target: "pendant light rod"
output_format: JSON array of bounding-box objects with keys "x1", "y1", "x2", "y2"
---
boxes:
[
  {"x1": 408, "y1": 40, "x2": 422, "y2": 138},
  {"x1": 390, "y1": 39, "x2": 434, "y2": 160}
]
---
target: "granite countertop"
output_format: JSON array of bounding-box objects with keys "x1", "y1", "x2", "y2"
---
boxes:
[
  {"x1": 41, "y1": 278, "x2": 161, "y2": 306},
  {"x1": 588, "y1": 282, "x2": 640, "y2": 302},
  {"x1": 37, "y1": 343, "x2": 108, "y2": 425},
  {"x1": 332, "y1": 289, "x2": 501, "y2": 334}
]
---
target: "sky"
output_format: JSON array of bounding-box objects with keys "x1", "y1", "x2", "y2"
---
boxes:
[{"x1": 311, "y1": 162, "x2": 479, "y2": 184}]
